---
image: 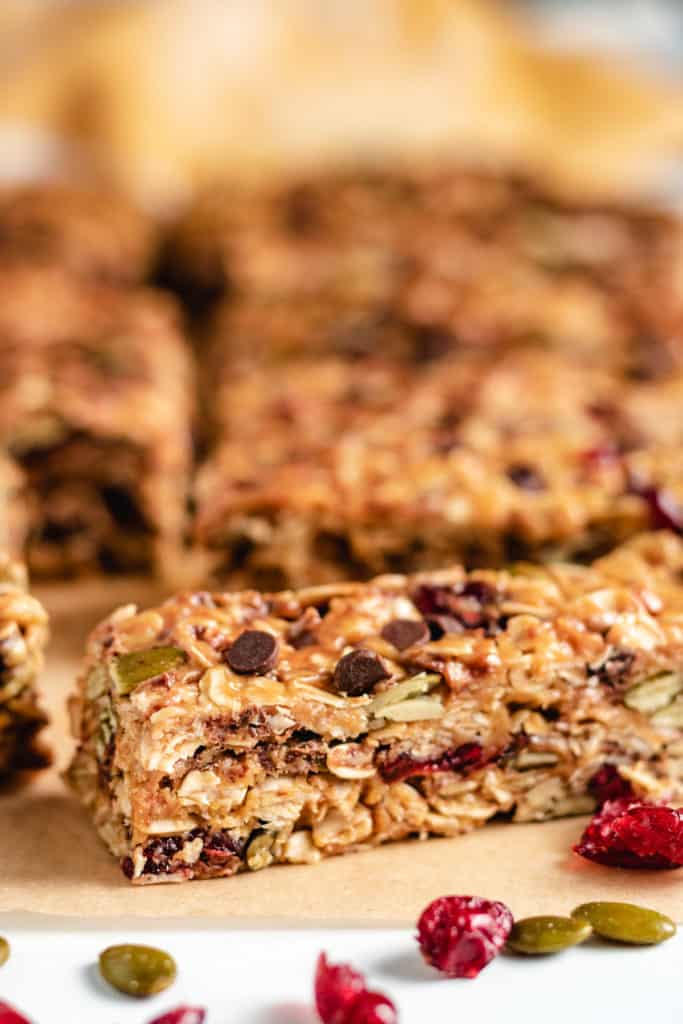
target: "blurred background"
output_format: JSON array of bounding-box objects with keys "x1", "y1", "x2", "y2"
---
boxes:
[{"x1": 1, "y1": 0, "x2": 683, "y2": 212}]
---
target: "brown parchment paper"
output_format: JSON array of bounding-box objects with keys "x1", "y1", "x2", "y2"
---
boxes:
[{"x1": 2, "y1": 579, "x2": 683, "y2": 925}]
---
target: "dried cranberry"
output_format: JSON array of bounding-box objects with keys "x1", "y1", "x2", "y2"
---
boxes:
[
  {"x1": 416, "y1": 895, "x2": 513, "y2": 978},
  {"x1": 413, "y1": 581, "x2": 502, "y2": 635},
  {"x1": 0, "y1": 1003, "x2": 30, "y2": 1024},
  {"x1": 574, "y1": 798, "x2": 683, "y2": 869},
  {"x1": 588, "y1": 763, "x2": 634, "y2": 806},
  {"x1": 638, "y1": 487, "x2": 683, "y2": 534},
  {"x1": 315, "y1": 953, "x2": 366, "y2": 1024},
  {"x1": 346, "y1": 991, "x2": 398, "y2": 1024},
  {"x1": 380, "y1": 742, "x2": 486, "y2": 783},
  {"x1": 314, "y1": 954, "x2": 397, "y2": 1024},
  {"x1": 147, "y1": 1008, "x2": 206, "y2": 1024}
]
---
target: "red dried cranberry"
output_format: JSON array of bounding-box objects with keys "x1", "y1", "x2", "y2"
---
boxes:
[
  {"x1": 413, "y1": 581, "x2": 502, "y2": 635},
  {"x1": 315, "y1": 953, "x2": 366, "y2": 1024},
  {"x1": 346, "y1": 991, "x2": 398, "y2": 1024},
  {"x1": 574, "y1": 798, "x2": 683, "y2": 869},
  {"x1": 0, "y1": 1003, "x2": 30, "y2": 1024},
  {"x1": 588, "y1": 763, "x2": 634, "y2": 806},
  {"x1": 147, "y1": 1008, "x2": 206, "y2": 1024},
  {"x1": 416, "y1": 895, "x2": 513, "y2": 978},
  {"x1": 633, "y1": 486, "x2": 683, "y2": 534},
  {"x1": 380, "y1": 742, "x2": 486, "y2": 784}
]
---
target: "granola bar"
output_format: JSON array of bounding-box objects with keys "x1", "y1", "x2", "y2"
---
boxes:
[
  {"x1": 171, "y1": 165, "x2": 683, "y2": 377},
  {"x1": 0, "y1": 184, "x2": 158, "y2": 284},
  {"x1": 67, "y1": 530, "x2": 683, "y2": 884},
  {"x1": 0, "y1": 263, "x2": 193, "y2": 576},
  {"x1": 196, "y1": 349, "x2": 683, "y2": 589},
  {"x1": 0, "y1": 553, "x2": 49, "y2": 776}
]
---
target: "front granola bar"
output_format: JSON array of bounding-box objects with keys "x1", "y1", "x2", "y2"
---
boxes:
[
  {"x1": 68, "y1": 531, "x2": 683, "y2": 884},
  {"x1": 0, "y1": 554, "x2": 49, "y2": 776},
  {"x1": 0, "y1": 263, "x2": 193, "y2": 576}
]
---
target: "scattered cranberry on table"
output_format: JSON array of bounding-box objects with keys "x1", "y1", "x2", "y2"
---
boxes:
[
  {"x1": 315, "y1": 953, "x2": 398, "y2": 1024},
  {"x1": 416, "y1": 895, "x2": 513, "y2": 979},
  {"x1": 147, "y1": 1007, "x2": 206, "y2": 1024},
  {"x1": 574, "y1": 798, "x2": 683, "y2": 869},
  {"x1": 0, "y1": 1002, "x2": 30, "y2": 1024}
]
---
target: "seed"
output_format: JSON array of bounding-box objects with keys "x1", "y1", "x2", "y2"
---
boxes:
[
  {"x1": 624, "y1": 672, "x2": 683, "y2": 715},
  {"x1": 246, "y1": 832, "x2": 275, "y2": 871},
  {"x1": 507, "y1": 916, "x2": 591, "y2": 955},
  {"x1": 367, "y1": 672, "x2": 441, "y2": 715},
  {"x1": 112, "y1": 647, "x2": 187, "y2": 695},
  {"x1": 381, "y1": 696, "x2": 444, "y2": 722},
  {"x1": 0, "y1": 937, "x2": 9, "y2": 966},
  {"x1": 98, "y1": 944, "x2": 177, "y2": 997},
  {"x1": 571, "y1": 901, "x2": 676, "y2": 945},
  {"x1": 652, "y1": 699, "x2": 683, "y2": 729}
]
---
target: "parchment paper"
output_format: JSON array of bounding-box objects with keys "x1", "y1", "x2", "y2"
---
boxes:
[{"x1": 2, "y1": 579, "x2": 683, "y2": 925}]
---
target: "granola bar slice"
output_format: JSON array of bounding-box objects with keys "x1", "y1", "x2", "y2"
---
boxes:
[
  {"x1": 196, "y1": 350, "x2": 683, "y2": 589},
  {"x1": 0, "y1": 554, "x2": 49, "y2": 776},
  {"x1": 171, "y1": 164, "x2": 683, "y2": 377},
  {"x1": 67, "y1": 531, "x2": 683, "y2": 884},
  {"x1": 0, "y1": 263, "x2": 193, "y2": 576},
  {"x1": 0, "y1": 184, "x2": 158, "y2": 285}
]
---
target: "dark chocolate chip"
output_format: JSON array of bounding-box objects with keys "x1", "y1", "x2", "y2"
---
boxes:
[
  {"x1": 381, "y1": 618, "x2": 430, "y2": 650},
  {"x1": 506, "y1": 463, "x2": 546, "y2": 492},
  {"x1": 225, "y1": 630, "x2": 279, "y2": 675},
  {"x1": 332, "y1": 648, "x2": 391, "y2": 696}
]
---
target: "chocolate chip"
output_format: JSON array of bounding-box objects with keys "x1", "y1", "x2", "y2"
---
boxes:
[
  {"x1": 332, "y1": 648, "x2": 391, "y2": 696},
  {"x1": 381, "y1": 618, "x2": 430, "y2": 650},
  {"x1": 225, "y1": 630, "x2": 279, "y2": 675},
  {"x1": 506, "y1": 463, "x2": 546, "y2": 492}
]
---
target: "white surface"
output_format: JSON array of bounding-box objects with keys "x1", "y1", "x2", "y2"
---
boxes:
[{"x1": 0, "y1": 919, "x2": 679, "y2": 1022}]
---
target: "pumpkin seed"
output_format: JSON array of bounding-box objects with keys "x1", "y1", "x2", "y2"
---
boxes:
[
  {"x1": 507, "y1": 915, "x2": 591, "y2": 954},
  {"x1": 99, "y1": 944, "x2": 177, "y2": 997},
  {"x1": 367, "y1": 673, "x2": 441, "y2": 715},
  {"x1": 571, "y1": 901, "x2": 676, "y2": 945},
  {"x1": 624, "y1": 672, "x2": 683, "y2": 715},
  {"x1": 380, "y1": 695, "x2": 444, "y2": 722},
  {"x1": 652, "y1": 698, "x2": 683, "y2": 729},
  {"x1": 246, "y1": 832, "x2": 275, "y2": 871},
  {"x1": 111, "y1": 647, "x2": 187, "y2": 695}
]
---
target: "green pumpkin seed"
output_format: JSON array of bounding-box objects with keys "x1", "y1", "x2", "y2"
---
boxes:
[
  {"x1": 507, "y1": 915, "x2": 592, "y2": 955},
  {"x1": 624, "y1": 672, "x2": 683, "y2": 715},
  {"x1": 98, "y1": 944, "x2": 177, "y2": 997},
  {"x1": 367, "y1": 673, "x2": 441, "y2": 715},
  {"x1": 111, "y1": 647, "x2": 187, "y2": 695},
  {"x1": 0, "y1": 937, "x2": 9, "y2": 967},
  {"x1": 571, "y1": 902, "x2": 676, "y2": 945}
]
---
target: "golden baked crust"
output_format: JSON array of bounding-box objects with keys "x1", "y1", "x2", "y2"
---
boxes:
[
  {"x1": 0, "y1": 263, "x2": 193, "y2": 576},
  {"x1": 68, "y1": 531, "x2": 683, "y2": 883}
]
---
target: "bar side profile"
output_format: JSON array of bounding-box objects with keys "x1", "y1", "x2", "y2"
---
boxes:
[{"x1": 68, "y1": 531, "x2": 683, "y2": 883}]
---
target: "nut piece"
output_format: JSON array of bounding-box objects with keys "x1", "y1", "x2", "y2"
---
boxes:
[
  {"x1": 225, "y1": 630, "x2": 279, "y2": 675},
  {"x1": 98, "y1": 944, "x2": 177, "y2": 997},
  {"x1": 326, "y1": 743, "x2": 376, "y2": 780},
  {"x1": 332, "y1": 649, "x2": 390, "y2": 696},
  {"x1": 111, "y1": 647, "x2": 187, "y2": 695},
  {"x1": 507, "y1": 915, "x2": 591, "y2": 955},
  {"x1": 624, "y1": 672, "x2": 683, "y2": 715},
  {"x1": 572, "y1": 902, "x2": 676, "y2": 945}
]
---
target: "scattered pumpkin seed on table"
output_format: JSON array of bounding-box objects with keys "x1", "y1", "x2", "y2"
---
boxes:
[
  {"x1": 98, "y1": 944, "x2": 177, "y2": 997},
  {"x1": 571, "y1": 902, "x2": 676, "y2": 946},
  {"x1": 507, "y1": 916, "x2": 592, "y2": 955}
]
